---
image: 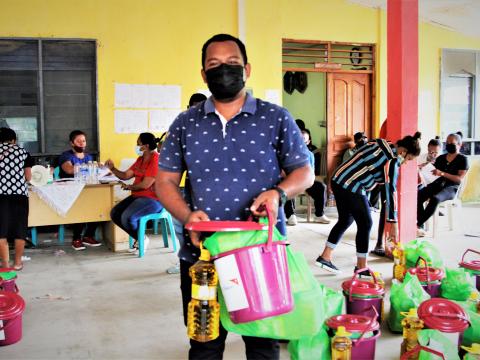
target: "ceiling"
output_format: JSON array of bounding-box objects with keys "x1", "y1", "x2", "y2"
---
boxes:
[{"x1": 347, "y1": 0, "x2": 480, "y2": 38}]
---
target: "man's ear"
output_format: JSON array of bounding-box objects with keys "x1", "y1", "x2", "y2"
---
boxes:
[
  {"x1": 244, "y1": 63, "x2": 251, "y2": 80},
  {"x1": 201, "y1": 68, "x2": 207, "y2": 84}
]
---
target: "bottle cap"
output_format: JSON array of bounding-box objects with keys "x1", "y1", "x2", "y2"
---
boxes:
[
  {"x1": 401, "y1": 308, "x2": 418, "y2": 318},
  {"x1": 199, "y1": 242, "x2": 210, "y2": 261},
  {"x1": 470, "y1": 292, "x2": 479, "y2": 300},
  {"x1": 335, "y1": 326, "x2": 351, "y2": 337},
  {"x1": 462, "y1": 343, "x2": 480, "y2": 354}
]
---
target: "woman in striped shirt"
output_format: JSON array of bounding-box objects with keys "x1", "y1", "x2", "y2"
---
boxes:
[{"x1": 316, "y1": 132, "x2": 422, "y2": 274}]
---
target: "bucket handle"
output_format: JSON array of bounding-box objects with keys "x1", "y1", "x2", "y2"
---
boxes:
[
  {"x1": 246, "y1": 205, "x2": 274, "y2": 253},
  {"x1": 348, "y1": 267, "x2": 377, "y2": 302},
  {"x1": 400, "y1": 345, "x2": 445, "y2": 360},
  {"x1": 353, "y1": 305, "x2": 379, "y2": 347},
  {"x1": 461, "y1": 249, "x2": 480, "y2": 263},
  {"x1": 415, "y1": 256, "x2": 432, "y2": 289},
  {"x1": 0, "y1": 316, "x2": 19, "y2": 332},
  {"x1": 427, "y1": 312, "x2": 471, "y2": 326}
]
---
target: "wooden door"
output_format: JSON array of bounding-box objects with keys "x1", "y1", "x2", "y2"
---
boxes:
[{"x1": 326, "y1": 72, "x2": 371, "y2": 181}]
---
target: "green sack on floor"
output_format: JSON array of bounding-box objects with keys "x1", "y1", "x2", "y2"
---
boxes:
[
  {"x1": 462, "y1": 310, "x2": 480, "y2": 347},
  {"x1": 288, "y1": 328, "x2": 331, "y2": 360},
  {"x1": 203, "y1": 218, "x2": 284, "y2": 256},
  {"x1": 418, "y1": 329, "x2": 460, "y2": 360},
  {"x1": 319, "y1": 284, "x2": 345, "y2": 322},
  {"x1": 218, "y1": 249, "x2": 324, "y2": 340},
  {"x1": 441, "y1": 268, "x2": 476, "y2": 301},
  {"x1": 388, "y1": 273, "x2": 431, "y2": 333},
  {"x1": 405, "y1": 239, "x2": 444, "y2": 269}
]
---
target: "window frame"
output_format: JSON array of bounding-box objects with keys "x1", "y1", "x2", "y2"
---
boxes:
[{"x1": 0, "y1": 37, "x2": 99, "y2": 157}]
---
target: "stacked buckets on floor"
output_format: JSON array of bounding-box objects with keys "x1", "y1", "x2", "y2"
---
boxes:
[
  {"x1": 459, "y1": 249, "x2": 480, "y2": 291},
  {"x1": 342, "y1": 268, "x2": 385, "y2": 323},
  {"x1": 0, "y1": 269, "x2": 25, "y2": 346},
  {"x1": 326, "y1": 314, "x2": 381, "y2": 359},
  {"x1": 417, "y1": 298, "x2": 470, "y2": 348},
  {"x1": 407, "y1": 257, "x2": 445, "y2": 298}
]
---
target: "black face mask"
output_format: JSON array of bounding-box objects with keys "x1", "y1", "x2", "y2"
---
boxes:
[
  {"x1": 446, "y1": 143, "x2": 457, "y2": 154},
  {"x1": 73, "y1": 146, "x2": 85, "y2": 153},
  {"x1": 205, "y1": 64, "x2": 245, "y2": 101}
]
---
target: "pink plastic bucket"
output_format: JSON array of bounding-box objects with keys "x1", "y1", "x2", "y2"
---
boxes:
[
  {"x1": 0, "y1": 279, "x2": 18, "y2": 293},
  {"x1": 211, "y1": 210, "x2": 293, "y2": 324},
  {"x1": 0, "y1": 270, "x2": 18, "y2": 293},
  {"x1": 408, "y1": 257, "x2": 444, "y2": 298},
  {"x1": 0, "y1": 290, "x2": 26, "y2": 346},
  {"x1": 459, "y1": 249, "x2": 480, "y2": 291}
]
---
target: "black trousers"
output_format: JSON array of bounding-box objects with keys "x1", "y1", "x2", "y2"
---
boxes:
[
  {"x1": 417, "y1": 182, "x2": 457, "y2": 227},
  {"x1": 284, "y1": 181, "x2": 326, "y2": 218},
  {"x1": 326, "y1": 182, "x2": 372, "y2": 256},
  {"x1": 180, "y1": 260, "x2": 280, "y2": 360}
]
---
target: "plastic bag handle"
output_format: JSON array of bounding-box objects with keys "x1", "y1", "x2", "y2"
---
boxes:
[
  {"x1": 462, "y1": 248, "x2": 480, "y2": 263},
  {"x1": 415, "y1": 256, "x2": 431, "y2": 286},
  {"x1": 265, "y1": 206, "x2": 274, "y2": 252},
  {"x1": 400, "y1": 345, "x2": 445, "y2": 360},
  {"x1": 348, "y1": 267, "x2": 376, "y2": 302},
  {"x1": 354, "y1": 306, "x2": 379, "y2": 347}
]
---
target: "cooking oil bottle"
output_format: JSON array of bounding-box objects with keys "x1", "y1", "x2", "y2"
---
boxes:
[
  {"x1": 331, "y1": 326, "x2": 352, "y2": 360},
  {"x1": 462, "y1": 343, "x2": 480, "y2": 359},
  {"x1": 467, "y1": 292, "x2": 480, "y2": 313},
  {"x1": 392, "y1": 241, "x2": 406, "y2": 281},
  {"x1": 400, "y1": 308, "x2": 424, "y2": 359},
  {"x1": 187, "y1": 244, "x2": 220, "y2": 342}
]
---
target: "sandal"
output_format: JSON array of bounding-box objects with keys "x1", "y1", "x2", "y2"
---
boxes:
[
  {"x1": 13, "y1": 263, "x2": 24, "y2": 271},
  {"x1": 369, "y1": 248, "x2": 386, "y2": 257}
]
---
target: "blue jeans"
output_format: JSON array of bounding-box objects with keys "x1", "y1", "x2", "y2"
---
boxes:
[{"x1": 110, "y1": 196, "x2": 163, "y2": 240}]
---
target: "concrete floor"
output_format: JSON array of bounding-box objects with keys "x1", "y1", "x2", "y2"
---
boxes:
[{"x1": 3, "y1": 203, "x2": 480, "y2": 360}]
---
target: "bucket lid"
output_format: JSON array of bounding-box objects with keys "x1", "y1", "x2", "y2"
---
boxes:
[
  {"x1": 185, "y1": 220, "x2": 266, "y2": 233},
  {"x1": 460, "y1": 259, "x2": 480, "y2": 272},
  {"x1": 0, "y1": 268, "x2": 17, "y2": 281},
  {"x1": 0, "y1": 290, "x2": 25, "y2": 320},
  {"x1": 342, "y1": 279, "x2": 385, "y2": 296},
  {"x1": 417, "y1": 298, "x2": 469, "y2": 333},
  {"x1": 326, "y1": 314, "x2": 380, "y2": 332},
  {"x1": 408, "y1": 267, "x2": 444, "y2": 282}
]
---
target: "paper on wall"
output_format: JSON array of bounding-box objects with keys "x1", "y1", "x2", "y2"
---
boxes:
[
  {"x1": 149, "y1": 109, "x2": 181, "y2": 132},
  {"x1": 148, "y1": 85, "x2": 181, "y2": 108},
  {"x1": 115, "y1": 84, "x2": 133, "y2": 107},
  {"x1": 115, "y1": 83, "x2": 182, "y2": 109},
  {"x1": 265, "y1": 89, "x2": 281, "y2": 105},
  {"x1": 114, "y1": 110, "x2": 149, "y2": 133}
]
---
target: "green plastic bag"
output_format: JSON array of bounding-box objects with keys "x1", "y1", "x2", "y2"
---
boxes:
[
  {"x1": 203, "y1": 218, "x2": 284, "y2": 256},
  {"x1": 441, "y1": 268, "x2": 476, "y2": 301},
  {"x1": 218, "y1": 249, "x2": 325, "y2": 340},
  {"x1": 288, "y1": 328, "x2": 331, "y2": 360},
  {"x1": 418, "y1": 329, "x2": 460, "y2": 360},
  {"x1": 462, "y1": 309, "x2": 480, "y2": 347},
  {"x1": 405, "y1": 239, "x2": 444, "y2": 269},
  {"x1": 388, "y1": 273, "x2": 431, "y2": 332},
  {"x1": 319, "y1": 284, "x2": 345, "y2": 323}
]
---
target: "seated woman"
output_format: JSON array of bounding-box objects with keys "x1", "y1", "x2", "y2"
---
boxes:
[
  {"x1": 106, "y1": 133, "x2": 163, "y2": 252},
  {"x1": 417, "y1": 132, "x2": 468, "y2": 237},
  {"x1": 59, "y1": 130, "x2": 101, "y2": 250},
  {"x1": 417, "y1": 137, "x2": 442, "y2": 188},
  {"x1": 0, "y1": 127, "x2": 33, "y2": 270}
]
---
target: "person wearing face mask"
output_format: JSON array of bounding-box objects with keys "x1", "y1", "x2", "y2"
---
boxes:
[
  {"x1": 59, "y1": 130, "x2": 102, "y2": 250},
  {"x1": 316, "y1": 132, "x2": 422, "y2": 274},
  {"x1": 155, "y1": 34, "x2": 313, "y2": 360},
  {"x1": 342, "y1": 131, "x2": 368, "y2": 163},
  {"x1": 105, "y1": 133, "x2": 163, "y2": 253},
  {"x1": 417, "y1": 137, "x2": 442, "y2": 188},
  {"x1": 416, "y1": 132, "x2": 469, "y2": 237}
]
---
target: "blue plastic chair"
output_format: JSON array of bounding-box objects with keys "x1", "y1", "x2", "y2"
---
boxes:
[{"x1": 129, "y1": 209, "x2": 177, "y2": 258}]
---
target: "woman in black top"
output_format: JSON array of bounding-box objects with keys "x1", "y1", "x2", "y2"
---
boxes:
[
  {"x1": 0, "y1": 128, "x2": 33, "y2": 270},
  {"x1": 417, "y1": 133, "x2": 469, "y2": 235}
]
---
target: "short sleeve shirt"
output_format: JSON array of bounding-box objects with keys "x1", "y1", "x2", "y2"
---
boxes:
[
  {"x1": 58, "y1": 150, "x2": 93, "y2": 178},
  {"x1": 128, "y1": 151, "x2": 160, "y2": 200},
  {"x1": 434, "y1": 153, "x2": 469, "y2": 188},
  {"x1": 0, "y1": 143, "x2": 33, "y2": 196},
  {"x1": 159, "y1": 94, "x2": 311, "y2": 261}
]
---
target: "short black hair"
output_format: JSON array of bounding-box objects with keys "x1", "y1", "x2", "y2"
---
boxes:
[
  {"x1": 69, "y1": 130, "x2": 86, "y2": 142},
  {"x1": 295, "y1": 119, "x2": 306, "y2": 130},
  {"x1": 428, "y1": 137, "x2": 441, "y2": 147},
  {"x1": 138, "y1": 132, "x2": 160, "y2": 151},
  {"x1": 354, "y1": 132, "x2": 366, "y2": 142},
  {"x1": 396, "y1": 131, "x2": 422, "y2": 156},
  {"x1": 201, "y1": 34, "x2": 248, "y2": 68},
  {"x1": 188, "y1": 93, "x2": 207, "y2": 107},
  {"x1": 0, "y1": 127, "x2": 16, "y2": 142}
]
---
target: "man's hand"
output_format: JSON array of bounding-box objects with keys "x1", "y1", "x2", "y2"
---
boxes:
[
  {"x1": 185, "y1": 210, "x2": 210, "y2": 247},
  {"x1": 250, "y1": 190, "x2": 280, "y2": 222},
  {"x1": 431, "y1": 169, "x2": 443, "y2": 177},
  {"x1": 104, "y1": 159, "x2": 115, "y2": 170},
  {"x1": 385, "y1": 222, "x2": 399, "y2": 243}
]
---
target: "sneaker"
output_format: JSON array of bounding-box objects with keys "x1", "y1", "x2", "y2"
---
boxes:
[
  {"x1": 82, "y1": 237, "x2": 101, "y2": 247},
  {"x1": 166, "y1": 264, "x2": 180, "y2": 274},
  {"x1": 315, "y1": 256, "x2": 341, "y2": 274},
  {"x1": 72, "y1": 239, "x2": 86, "y2": 251},
  {"x1": 416, "y1": 228, "x2": 427, "y2": 238},
  {"x1": 128, "y1": 241, "x2": 138, "y2": 253},
  {"x1": 354, "y1": 266, "x2": 371, "y2": 277},
  {"x1": 287, "y1": 215, "x2": 298, "y2": 226},
  {"x1": 314, "y1": 214, "x2": 331, "y2": 224},
  {"x1": 132, "y1": 236, "x2": 150, "y2": 255}
]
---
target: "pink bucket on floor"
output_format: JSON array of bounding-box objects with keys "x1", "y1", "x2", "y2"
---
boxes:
[
  {"x1": 408, "y1": 257, "x2": 444, "y2": 298},
  {"x1": 459, "y1": 249, "x2": 480, "y2": 291},
  {"x1": 209, "y1": 209, "x2": 293, "y2": 324},
  {"x1": 0, "y1": 290, "x2": 26, "y2": 346},
  {"x1": 0, "y1": 269, "x2": 19, "y2": 293}
]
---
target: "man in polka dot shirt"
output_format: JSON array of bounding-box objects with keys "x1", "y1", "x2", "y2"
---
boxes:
[{"x1": 156, "y1": 34, "x2": 314, "y2": 359}]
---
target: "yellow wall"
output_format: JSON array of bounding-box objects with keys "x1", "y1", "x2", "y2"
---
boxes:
[{"x1": 1, "y1": 0, "x2": 480, "y2": 163}]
